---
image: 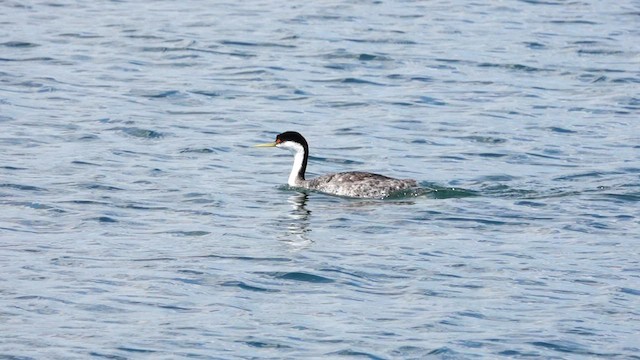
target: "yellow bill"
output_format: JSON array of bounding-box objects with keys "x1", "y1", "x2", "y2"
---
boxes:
[{"x1": 254, "y1": 142, "x2": 277, "y2": 147}]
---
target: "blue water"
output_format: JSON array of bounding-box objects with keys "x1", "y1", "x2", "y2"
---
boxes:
[{"x1": 1, "y1": 1, "x2": 639, "y2": 358}]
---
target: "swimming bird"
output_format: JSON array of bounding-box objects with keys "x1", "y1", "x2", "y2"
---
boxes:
[{"x1": 255, "y1": 131, "x2": 418, "y2": 198}]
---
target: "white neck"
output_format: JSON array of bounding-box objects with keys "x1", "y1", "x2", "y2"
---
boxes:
[
  {"x1": 278, "y1": 141, "x2": 306, "y2": 187},
  {"x1": 288, "y1": 145, "x2": 305, "y2": 186}
]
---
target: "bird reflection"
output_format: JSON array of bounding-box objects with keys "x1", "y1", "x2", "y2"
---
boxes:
[{"x1": 280, "y1": 192, "x2": 312, "y2": 246}]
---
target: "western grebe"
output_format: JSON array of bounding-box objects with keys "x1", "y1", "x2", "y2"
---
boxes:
[{"x1": 255, "y1": 131, "x2": 418, "y2": 199}]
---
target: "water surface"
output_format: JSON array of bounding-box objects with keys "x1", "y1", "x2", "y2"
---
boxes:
[{"x1": 1, "y1": 1, "x2": 639, "y2": 358}]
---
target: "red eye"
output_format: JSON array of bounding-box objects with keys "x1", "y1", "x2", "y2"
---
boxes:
[{"x1": 276, "y1": 139, "x2": 282, "y2": 144}]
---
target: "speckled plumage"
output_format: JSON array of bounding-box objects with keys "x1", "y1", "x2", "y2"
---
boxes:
[
  {"x1": 301, "y1": 171, "x2": 418, "y2": 199},
  {"x1": 259, "y1": 131, "x2": 419, "y2": 199}
]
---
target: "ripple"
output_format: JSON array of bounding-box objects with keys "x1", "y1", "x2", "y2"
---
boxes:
[
  {"x1": 179, "y1": 147, "x2": 217, "y2": 153},
  {"x1": 477, "y1": 62, "x2": 550, "y2": 72},
  {"x1": 0, "y1": 183, "x2": 47, "y2": 192},
  {"x1": 221, "y1": 281, "x2": 279, "y2": 293},
  {"x1": 90, "y1": 216, "x2": 118, "y2": 223},
  {"x1": 266, "y1": 272, "x2": 335, "y2": 283},
  {"x1": 0, "y1": 165, "x2": 26, "y2": 170},
  {"x1": 90, "y1": 352, "x2": 128, "y2": 360},
  {"x1": 524, "y1": 41, "x2": 547, "y2": 49},
  {"x1": 603, "y1": 193, "x2": 640, "y2": 202},
  {"x1": 1, "y1": 41, "x2": 40, "y2": 48},
  {"x1": 164, "y1": 230, "x2": 211, "y2": 237},
  {"x1": 242, "y1": 339, "x2": 292, "y2": 349},
  {"x1": 529, "y1": 340, "x2": 602, "y2": 356},
  {"x1": 461, "y1": 135, "x2": 508, "y2": 144},
  {"x1": 113, "y1": 127, "x2": 165, "y2": 139},
  {"x1": 220, "y1": 40, "x2": 295, "y2": 48},
  {"x1": 0, "y1": 56, "x2": 54, "y2": 62},
  {"x1": 201, "y1": 255, "x2": 291, "y2": 262},
  {"x1": 548, "y1": 19, "x2": 599, "y2": 25},
  {"x1": 81, "y1": 183, "x2": 125, "y2": 191},
  {"x1": 549, "y1": 126, "x2": 577, "y2": 134},
  {"x1": 619, "y1": 287, "x2": 640, "y2": 296},
  {"x1": 416, "y1": 96, "x2": 446, "y2": 106},
  {"x1": 137, "y1": 90, "x2": 182, "y2": 98},
  {"x1": 327, "y1": 349, "x2": 385, "y2": 359},
  {"x1": 357, "y1": 53, "x2": 389, "y2": 61},
  {"x1": 577, "y1": 49, "x2": 624, "y2": 55},
  {"x1": 115, "y1": 347, "x2": 157, "y2": 354}
]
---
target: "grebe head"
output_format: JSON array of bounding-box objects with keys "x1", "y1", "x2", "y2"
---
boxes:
[
  {"x1": 255, "y1": 131, "x2": 308, "y2": 153},
  {"x1": 274, "y1": 131, "x2": 308, "y2": 153},
  {"x1": 255, "y1": 131, "x2": 309, "y2": 185}
]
